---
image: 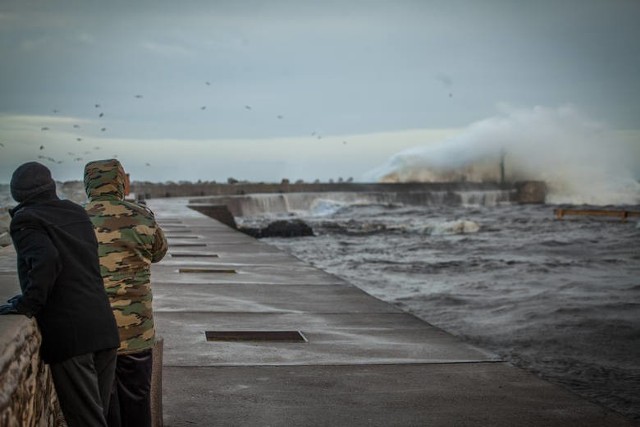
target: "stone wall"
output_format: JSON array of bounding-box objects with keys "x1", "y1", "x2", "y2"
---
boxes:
[
  {"x1": 0, "y1": 247, "x2": 64, "y2": 426},
  {"x1": 0, "y1": 318, "x2": 64, "y2": 427}
]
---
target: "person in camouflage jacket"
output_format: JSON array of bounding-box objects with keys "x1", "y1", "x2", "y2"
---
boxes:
[{"x1": 84, "y1": 159, "x2": 168, "y2": 427}]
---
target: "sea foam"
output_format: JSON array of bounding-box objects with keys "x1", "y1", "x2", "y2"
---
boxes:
[{"x1": 365, "y1": 105, "x2": 640, "y2": 205}]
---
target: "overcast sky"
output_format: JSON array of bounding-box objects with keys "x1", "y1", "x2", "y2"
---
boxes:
[{"x1": 1, "y1": 0, "x2": 639, "y2": 183}]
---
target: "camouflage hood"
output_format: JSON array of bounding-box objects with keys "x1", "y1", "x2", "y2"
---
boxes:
[{"x1": 84, "y1": 159, "x2": 126, "y2": 201}]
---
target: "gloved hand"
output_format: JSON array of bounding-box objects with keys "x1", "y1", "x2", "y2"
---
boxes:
[
  {"x1": 0, "y1": 303, "x2": 18, "y2": 315},
  {"x1": 7, "y1": 295, "x2": 21, "y2": 305}
]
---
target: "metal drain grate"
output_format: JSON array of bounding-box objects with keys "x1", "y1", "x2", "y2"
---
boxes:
[
  {"x1": 205, "y1": 330, "x2": 308, "y2": 342},
  {"x1": 170, "y1": 253, "x2": 219, "y2": 258},
  {"x1": 179, "y1": 268, "x2": 237, "y2": 274}
]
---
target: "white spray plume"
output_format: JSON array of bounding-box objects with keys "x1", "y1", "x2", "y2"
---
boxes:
[{"x1": 364, "y1": 105, "x2": 640, "y2": 205}]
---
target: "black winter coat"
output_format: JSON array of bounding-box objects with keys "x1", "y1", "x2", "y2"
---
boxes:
[{"x1": 9, "y1": 193, "x2": 119, "y2": 363}]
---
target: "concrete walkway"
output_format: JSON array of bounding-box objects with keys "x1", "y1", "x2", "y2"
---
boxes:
[{"x1": 148, "y1": 199, "x2": 632, "y2": 426}]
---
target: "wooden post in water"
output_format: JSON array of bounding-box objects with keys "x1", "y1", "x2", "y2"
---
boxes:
[{"x1": 499, "y1": 148, "x2": 506, "y2": 185}]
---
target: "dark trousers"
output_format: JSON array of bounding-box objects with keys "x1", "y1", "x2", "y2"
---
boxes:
[
  {"x1": 107, "y1": 349, "x2": 153, "y2": 427},
  {"x1": 49, "y1": 348, "x2": 117, "y2": 427}
]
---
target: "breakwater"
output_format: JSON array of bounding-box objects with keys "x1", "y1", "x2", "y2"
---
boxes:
[
  {"x1": 132, "y1": 180, "x2": 546, "y2": 204},
  {"x1": 185, "y1": 182, "x2": 545, "y2": 218}
]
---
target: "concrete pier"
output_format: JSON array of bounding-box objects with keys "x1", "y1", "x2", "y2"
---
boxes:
[{"x1": 149, "y1": 198, "x2": 634, "y2": 426}]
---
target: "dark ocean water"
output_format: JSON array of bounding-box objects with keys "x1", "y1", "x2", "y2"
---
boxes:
[{"x1": 240, "y1": 201, "x2": 640, "y2": 420}]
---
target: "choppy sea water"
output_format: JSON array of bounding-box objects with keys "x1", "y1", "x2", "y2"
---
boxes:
[{"x1": 239, "y1": 201, "x2": 640, "y2": 420}]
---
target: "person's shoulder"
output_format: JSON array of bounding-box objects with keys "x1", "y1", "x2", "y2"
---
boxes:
[
  {"x1": 58, "y1": 199, "x2": 86, "y2": 212},
  {"x1": 122, "y1": 200, "x2": 157, "y2": 221},
  {"x1": 9, "y1": 205, "x2": 39, "y2": 230}
]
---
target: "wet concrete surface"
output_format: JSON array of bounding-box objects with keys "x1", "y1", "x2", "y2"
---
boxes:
[{"x1": 145, "y1": 199, "x2": 637, "y2": 426}]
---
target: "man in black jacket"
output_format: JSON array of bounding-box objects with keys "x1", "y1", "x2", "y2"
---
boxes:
[{"x1": 0, "y1": 162, "x2": 120, "y2": 427}]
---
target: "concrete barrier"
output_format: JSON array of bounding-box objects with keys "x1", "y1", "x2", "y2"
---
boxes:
[
  {"x1": 0, "y1": 245, "x2": 64, "y2": 426},
  {"x1": 151, "y1": 337, "x2": 163, "y2": 427}
]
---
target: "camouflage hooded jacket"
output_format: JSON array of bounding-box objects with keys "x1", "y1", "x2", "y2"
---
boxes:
[{"x1": 84, "y1": 159, "x2": 168, "y2": 354}]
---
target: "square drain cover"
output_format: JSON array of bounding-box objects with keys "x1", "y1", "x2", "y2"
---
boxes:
[{"x1": 205, "y1": 331, "x2": 307, "y2": 342}]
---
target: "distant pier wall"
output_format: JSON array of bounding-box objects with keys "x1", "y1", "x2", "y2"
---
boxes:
[
  {"x1": 134, "y1": 181, "x2": 546, "y2": 207},
  {"x1": 183, "y1": 181, "x2": 546, "y2": 218}
]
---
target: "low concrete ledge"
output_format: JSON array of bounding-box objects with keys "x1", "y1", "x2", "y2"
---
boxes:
[{"x1": 151, "y1": 338, "x2": 163, "y2": 427}]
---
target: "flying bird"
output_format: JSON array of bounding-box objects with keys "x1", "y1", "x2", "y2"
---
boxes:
[
  {"x1": 73, "y1": 124, "x2": 80, "y2": 128},
  {"x1": 277, "y1": 115, "x2": 283, "y2": 119},
  {"x1": 76, "y1": 138, "x2": 82, "y2": 142},
  {"x1": 101, "y1": 127, "x2": 106, "y2": 132},
  {"x1": 41, "y1": 127, "x2": 49, "y2": 131},
  {"x1": 201, "y1": 106, "x2": 206, "y2": 110},
  {"x1": 99, "y1": 112, "x2": 104, "y2": 118},
  {"x1": 95, "y1": 104, "x2": 101, "y2": 108},
  {"x1": 145, "y1": 163, "x2": 151, "y2": 166},
  {"x1": 244, "y1": 105, "x2": 252, "y2": 110},
  {"x1": 135, "y1": 94, "x2": 143, "y2": 99},
  {"x1": 205, "y1": 81, "x2": 211, "y2": 86},
  {"x1": 52, "y1": 109, "x2": 59, "y2": 114},
  {"x1": 40, "y1": 145, "x2": 44, "y2": 150},
  {"x1": 38, "y1": 155, "x2": 56, "y2": 163},
  {"x1": 0, "y1": 142, "x2": 4, "y2": 147}
]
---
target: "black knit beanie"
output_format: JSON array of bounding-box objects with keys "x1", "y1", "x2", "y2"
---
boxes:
[{"x1": 10, "y1": 162, "x2": 57, "y2": 202}]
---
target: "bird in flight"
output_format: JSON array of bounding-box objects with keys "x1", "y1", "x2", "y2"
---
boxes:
[
  {"x1": 99, "y1": 112, "x2": 104, "y2": 118},
  {"x1": 40, "y1": 145, "x2": 44, "y2": 150},
  {"x1": 41, "y1": 127, "x2": 49, "y2": 131},
  {"x1": 244, "y1": 105, "x2": 252, "y2": 110},
  {"x1": 135, "y1": 94, "x2": 143, "y2": 99},
  {"x1": 101, "y1": 127, "x2": 107, "y2": 132},
  {"x1": 201, "y1": 106, "x2": 206, "y2": 110}
]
